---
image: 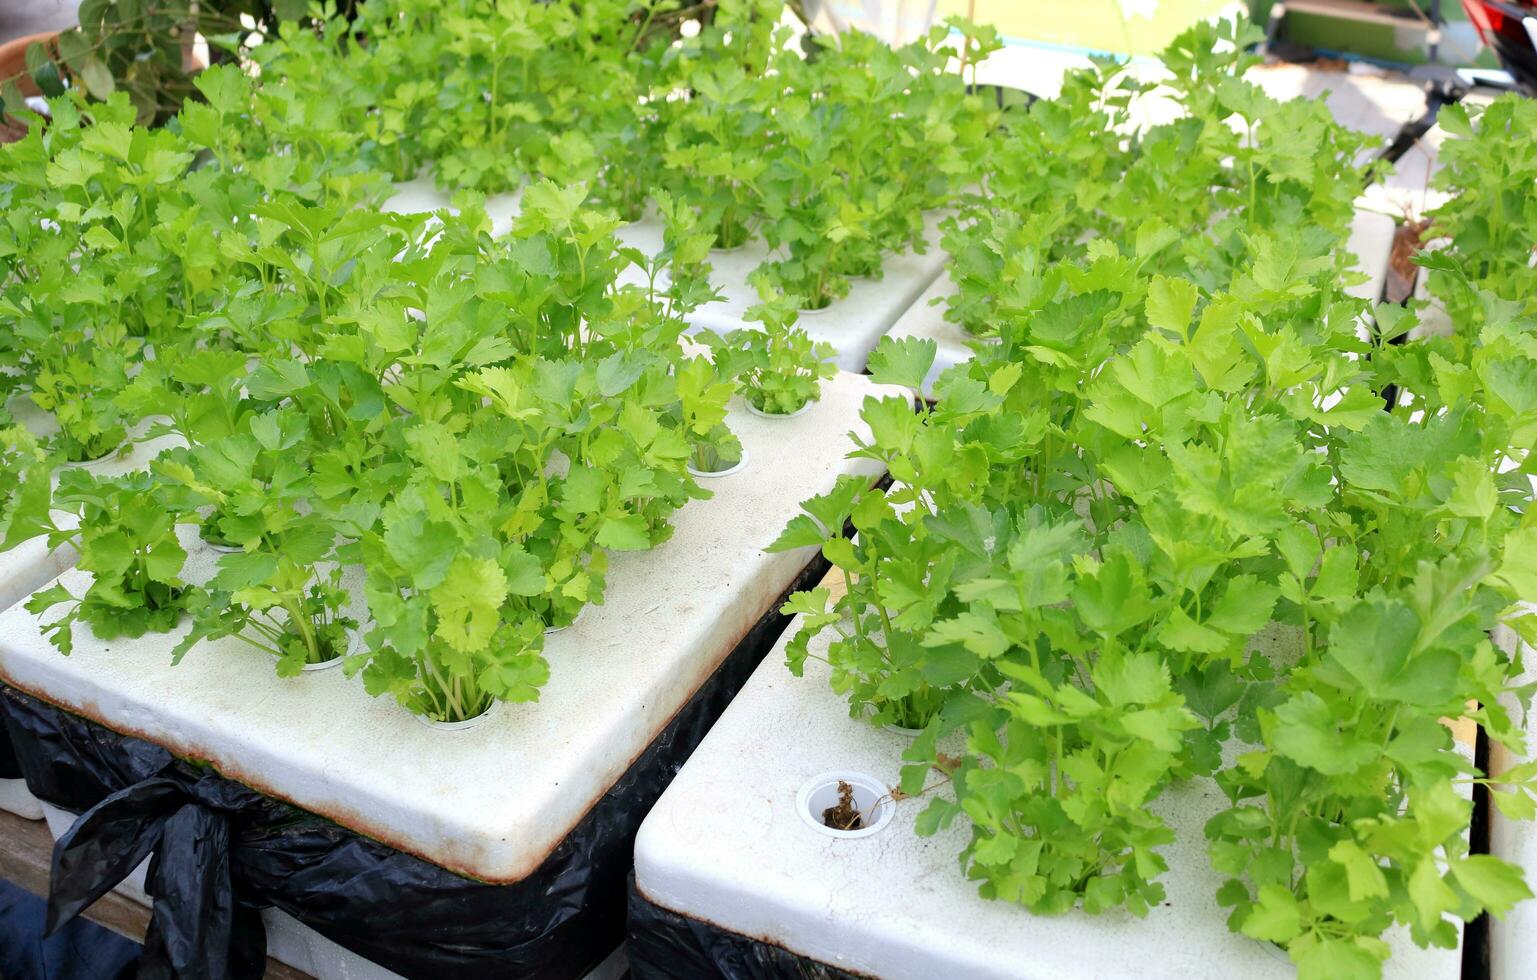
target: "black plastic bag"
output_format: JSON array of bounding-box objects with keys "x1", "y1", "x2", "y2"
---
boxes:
[
  {"x1": 0, "y1": 552, "x2": 831, "y2": 980},
  {"x1": 47, "y1": 771, "x2": 269, "y2": 979},
  {"x1": 0, "y1": 724, "x2": 21, "y2": 779},
  {"x1": 627, "y1": 875, "x2": 861, "y2": 980}
]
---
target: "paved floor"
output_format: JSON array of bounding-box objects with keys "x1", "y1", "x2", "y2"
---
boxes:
[{"x1": 0, "y1": 0, "x2": 79, "y2": 47}]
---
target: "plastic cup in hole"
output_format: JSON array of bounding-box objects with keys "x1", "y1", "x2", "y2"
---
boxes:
[
  {"x1": 298, "y1": 628, "x2": 361, "y2": 673},
  {"x1": 1255, "y1": 939, "x2": 1292, "y2": 965},
  {"x1": 414, "y1": 699, "x2": 500, "y2": 732},
  {"x1": 796, "y1": 771, "x2": 894, "y2": 839},
  {"x1": 745, "y1": 400, "x2": 811, "y2": 420},
  {"x1": 544, "y1": 605, "x2": 588, "y2": 636},
  {"x1": 687, "y1": 449, "x2": 750, "y2": 480},
  {"x1": 72, "y1": 448, "x2": 128, "y2": 472}
]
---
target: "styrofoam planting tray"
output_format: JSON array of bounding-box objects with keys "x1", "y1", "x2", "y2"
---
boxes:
[
  {"x1": 1410, "y1": 250, "x2": 1454, "y2": 341},
  {"x1": 0, "y1": 370, "x2": 895, "y2": 883},
  {"x1": 887, "y1": 207, "x2": 1397, "y2": 397},
  {"x1": 381, "y1": 176, "x2": 522, "y2": 237},
  {"x1": 633, "y1": 623, "x2": 1464, "y2": 980}
]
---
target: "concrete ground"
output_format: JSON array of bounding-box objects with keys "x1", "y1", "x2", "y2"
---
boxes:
[{"x1": 0, "y1": 1, "x2": 79, "y2": 47}]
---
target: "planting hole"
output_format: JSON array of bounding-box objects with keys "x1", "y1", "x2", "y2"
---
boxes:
[
  {"x1": 687, "y1": 448, "x2": 750, "y2": 479},
  {"x1": 796, "y1": 771, "x2": 893, "y2": 839},
  {"x1": 413, "y1": 699, "x2": 500, "y2": 732},
  {"x1": 746, "y1": 400, "x2": 811, "y2": 420},
  {"x1": 543, "y1": 604, "x2": 588, "y2": 635}
]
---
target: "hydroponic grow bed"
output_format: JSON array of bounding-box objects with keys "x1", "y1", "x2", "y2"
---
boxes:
[
  {"x1": 0, "y1": 371, "x2": 897, "y2": 978},
  {"x1": 613, "y1": 216, "x2": 947, "y2": 373},
  {"x1": 630, "y1": 625, "x2": 1467, "y2": 980},
  {"x1": 0, "y1": 403, "x2": 183, "y2": 821}
]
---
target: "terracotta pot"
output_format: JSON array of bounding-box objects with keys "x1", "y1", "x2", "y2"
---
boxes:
[{"x1": 0, "y1": 31, "x2": 60, "y2": 99}]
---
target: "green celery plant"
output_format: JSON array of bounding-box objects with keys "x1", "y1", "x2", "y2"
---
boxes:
[
  {"x1": 673, "y1": 356, "x2": 742, "y2": 475},
  {"x1": 774, "y1": 177, "x2": 1537, "y2": 977},
  {"x1": 732, "y1": 296, "x2": 838, "y2": 416},
  {"x1": 24, "y1": 471, "x2": 193, "y2": 655},
  {"x1": 0, "y1": 422, "x2": 52, "y2": 552},
  {"x1": 1420, "y1": 96, "x2": 1537, "y2": 329},
  {"x1": 156, "y1": 407, "x2": 357, "y2": 674}
]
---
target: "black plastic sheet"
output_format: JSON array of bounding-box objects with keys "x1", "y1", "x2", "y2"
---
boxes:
[
  {"x1": 47, "y1": 771, "x2": 269, "y2": 979},
  {"x1": 0, "y1": 724, "x2": 21, "y2": 779},
  {"x1": 0, "y1": 550, "x2": 833, "y2": 980},
  {"x1": 627, "y1": 875, "x2": 863, "y2": 980}
]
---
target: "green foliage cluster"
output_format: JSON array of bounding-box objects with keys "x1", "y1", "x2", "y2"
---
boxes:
[
  {"x1": 1421, "y1": 96, "x2": 1537, "y2": 329},
  {"x1": 253, "y1": 1, "x2": 997, "y2": 311},
  {"x1": 706, "y1": 294, "x2": 838, "y2": 417},
  {"x1": 0, "y1": 4, "x2": 1533, "y2": 970},
  {"x1": 943, "y1": 19, "x2": 1374, "y2": 338},
  {"x1": 0, "y1": 64, "x2": 790, "y2": 722},
  {"x1": 771, "y1": 24, "x2": 1537, "y2": 979}
]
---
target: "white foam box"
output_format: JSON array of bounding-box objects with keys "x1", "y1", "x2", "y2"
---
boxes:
[
  {"x1": 0, "y1": 398, "x2": 183, "y2": 820},
  {"x1": 381, "y1": 176, "x2": 522, "y2": 237},
  {"x1": 888, "y1": 207, "x2": 1397, "y2": 396},
  {"x1": 0, "y1": 370, "x2": 895, "y2": 976},
  {"x1": 1409, "y1": 242, "x2": 1454, "y2": 341},
  {"x1": 633, "y1": 622, "x2": 1464, "y2": 980},
  {"x1": 383, "y1": 178, "x2": 947, "y2": 375}
]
